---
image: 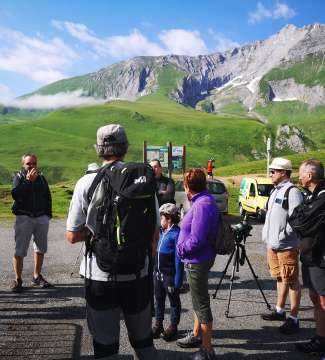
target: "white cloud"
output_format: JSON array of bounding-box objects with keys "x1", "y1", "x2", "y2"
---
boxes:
[
  {"x1": 159, "y1": 29, "x2": 208, "y2": 56},
  {"x1": 107, "y1": 29, "x2": 166, "y2": 57},
  {"x1": 249, "y1": 2, "x2": 296, "y2": 24},
  {"x1": 53, "y1": 21, "x2": 209, "y2": 57},
  {"x1": 0, "y1": 27, "x2": 78, "y2": 84},
  {"x1": 208, "y1": 29, "x2": 240, "y2": 52},
  {"x1": 53, "y1": 20, "x2": 165, "y2": 58},
  {"x1": 3, "y1": 90, "x2": 106, "y2": 109},
  {"x1": 0, "y1": 83, "x2": 15, "y2": 102}
]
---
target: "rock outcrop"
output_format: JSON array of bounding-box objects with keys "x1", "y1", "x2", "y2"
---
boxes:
[{"x1": 275, "y1": 125, "x2": 316, "y2": 152}]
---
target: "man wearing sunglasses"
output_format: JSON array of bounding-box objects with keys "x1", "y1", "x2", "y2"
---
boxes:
[
  {"x1": 11, "y1": 153, "x2": 52, "y2": 293},
  {"x1": 261, "y1": 157, "x2": 303, "y2": 334}
]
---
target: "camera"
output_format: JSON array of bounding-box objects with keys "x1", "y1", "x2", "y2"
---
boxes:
[{"x1": 231, "y1": 216, "x2": 252, "y2": 243}]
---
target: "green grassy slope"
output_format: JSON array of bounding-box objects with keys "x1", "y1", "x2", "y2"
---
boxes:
[
  {"x1": 0, "y1": 100, "x2": 265, "y2": 184},
  {"x1": 259, "y1": 54, "x2": 325, "y2": 99},
  {"x1": 216, "y1": 149, "x2": 325, "y2": 176},
  {"x1": 254, "y1": 101, "x2": 325, "y2": 149},
  {"x1": 0, "y1": 65, "x2": 268, "y2": 184}
]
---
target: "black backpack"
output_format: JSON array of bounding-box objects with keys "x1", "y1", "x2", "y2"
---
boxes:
[
  {"x1": 86, "y1": 162, "x2": 156, "y2": 275},
  {"x1": 214, "y1": 214, "x2": 236, "y2": 255}
]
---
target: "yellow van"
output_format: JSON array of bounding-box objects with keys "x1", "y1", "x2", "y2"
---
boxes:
[{"x1": 238, "y1": 177, "x2": 273, "y2": 221}]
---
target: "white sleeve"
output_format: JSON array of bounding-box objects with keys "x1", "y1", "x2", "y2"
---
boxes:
[{"x1": 66, "y1": 177, "x2": 89, "y2": 232}]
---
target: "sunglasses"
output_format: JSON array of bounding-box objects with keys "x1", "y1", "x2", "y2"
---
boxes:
[{"x1": 26, "y1": 162, "x2": 37, "y2": 165}]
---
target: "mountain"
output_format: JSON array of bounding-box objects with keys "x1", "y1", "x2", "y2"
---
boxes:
[
  {"x1": 1, "y1": 24, "x2": 325, "y2": 185},
  {"x1": 30, "y1": 23, "x2": 325, "y2": 111}
]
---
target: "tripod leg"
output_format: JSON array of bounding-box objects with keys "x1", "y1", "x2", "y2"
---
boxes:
[
  {"x1": 244, "y1": 253, "x2": 272, "y2": 310},
  {"x1": 225, "y1": 247, "x2": 239, "y2": 317},
  {"x1": 212, "y1": 248, "x2": 236, "y2": 299}
]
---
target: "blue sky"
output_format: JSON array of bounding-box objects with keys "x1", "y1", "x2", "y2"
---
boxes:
[{"x1": 0, "y1": 0, "x2": 324, "y2": 98}]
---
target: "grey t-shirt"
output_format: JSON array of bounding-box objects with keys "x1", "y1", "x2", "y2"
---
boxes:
[
  {"x1": 262, "y1": 180, "x2": 303, "y2": 250},
  {"x1": 67, "y1": 163, "x2": 159, "y2": 281}
]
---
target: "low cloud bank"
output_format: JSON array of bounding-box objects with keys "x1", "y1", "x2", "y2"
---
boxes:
[{"x1": 2, "y1": 90, "x2": 107, "y2": 110}]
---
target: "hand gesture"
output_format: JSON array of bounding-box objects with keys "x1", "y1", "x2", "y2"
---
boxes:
[{"x1": 26, "y1": 168, "x2": 38, "y2": 182}]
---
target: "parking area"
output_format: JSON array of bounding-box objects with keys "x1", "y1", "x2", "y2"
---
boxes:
[{"x1": 0, "y1": 219, "x2": 315, "y2": 359}]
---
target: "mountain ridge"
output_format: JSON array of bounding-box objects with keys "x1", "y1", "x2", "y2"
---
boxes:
[{"x1": 26, "y1": 23, "x2": 325, "y2": 110}]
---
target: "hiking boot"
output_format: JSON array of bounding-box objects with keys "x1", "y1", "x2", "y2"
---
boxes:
[
  {"x1": 152, "y1": 321, "x2": 164, "y2": 339},
  {"x1": 32, "y1": 274, "x2": 53, "y2": 288},
  {"x1": 261, "y1": 309, "x2": 286, "y2": 321},
  {"x1": 188, "y1": 347, "x2": 217, "y2": 360},
  {"x1": 295, "y1": 336, "x2": 325, "y2": 355},
  {"x1": 176, "y1": 331, "x2": 202, "y2": 348},
  {"x1": 162, "y1": 324, "x2": 178, "y2": 342},
  {"x1": 11, "y1": 279, "x2": 23, "y2": 293},
  {"x1": 279, "y1": 317, "x2": 299, "y2": 334}
]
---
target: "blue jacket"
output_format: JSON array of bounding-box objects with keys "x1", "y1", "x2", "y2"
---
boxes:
[{"x1": 154, "y1": 225, "x2": 183, "y2": 288}]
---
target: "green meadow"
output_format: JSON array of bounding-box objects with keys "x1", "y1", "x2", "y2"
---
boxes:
[{"x1": 1, "y1": 64, "x2": 325, "y2": 218}]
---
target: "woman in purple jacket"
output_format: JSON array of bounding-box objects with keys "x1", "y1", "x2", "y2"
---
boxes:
[{"x1": 176, "y1": 168, "x2": 219, "y2": 360}]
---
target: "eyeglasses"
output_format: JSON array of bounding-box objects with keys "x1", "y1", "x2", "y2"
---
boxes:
[{"x1": 26, "y1": 162, "x2": 37, "y2": 165}]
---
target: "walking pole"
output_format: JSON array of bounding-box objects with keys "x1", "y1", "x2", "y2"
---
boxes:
[{"x1": 70, "y1": 243, "x2": 84, "y2": 277}]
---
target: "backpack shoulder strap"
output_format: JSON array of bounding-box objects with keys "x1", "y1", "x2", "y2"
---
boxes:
[
  {"x1": 282, "y1": 185, "x2": 297, "y2": 211},
  {"x1": 265, "y1": 186, "x2": 275, "y2": 212},
  {"x1": 87, "y1": 163, "x2": 114, "y2": 204}
]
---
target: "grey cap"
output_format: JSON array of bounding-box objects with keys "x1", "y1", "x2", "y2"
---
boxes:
[
  {"x1": 269, "y1": 157, "x2": 292, "y2": 171},
  {"x1": 159, "y1": 203, "x2": 180, "y2": 216},
  {"x1": 96, "y1": 124, "x2": 128, "y2": 146}
]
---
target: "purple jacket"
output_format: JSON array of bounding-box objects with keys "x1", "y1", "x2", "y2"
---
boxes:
[{"x1": 177, "y1": 190, "x2": 219, "y2": 264}]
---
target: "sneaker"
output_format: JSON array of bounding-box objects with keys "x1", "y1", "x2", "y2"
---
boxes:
[
  {"x1": 11, "y1": 279, "x2": 23, "y2": 293},
  {"x1": 279, "y1": 317, "x2": 299, "y2": 334},
  {"x1": 162, "y1": 324, "x2": 178, "y2": 342},
  {"x1": 177, "y1": 331, "x2": 202, "y2": 348},
  {"x1": 152, "y1": 321, "x2": 164, "y2": 339},
  {"x1": 295, "y1": 336, "x2": 325, "y2": 355},
  {"x1": 188, "y1": 347, "x2": 217, "y2": 360},
  {"x1": 261, "y1": 309, "x2": 286, "y2": 321},
  {"x1": 32, "y1": 274, "x2": 53, "y2": 288}
]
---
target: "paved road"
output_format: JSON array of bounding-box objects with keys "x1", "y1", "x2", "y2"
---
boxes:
[{"x1": 0, "y1": 219, "x2": 315, "y2": 359}]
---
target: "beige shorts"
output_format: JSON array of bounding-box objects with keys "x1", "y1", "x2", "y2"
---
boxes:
[
  {"x1": 267, "y1": 248, "x2": 299, "y2": 284},
  {"x1": 14, "y1": 215, "x2": 49, "y2": 257}
]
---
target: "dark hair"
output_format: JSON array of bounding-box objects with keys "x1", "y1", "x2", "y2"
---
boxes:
[
  {"x1": 96, "y1": 142, "x2": 128, "y2": 159},
  {"x1": 301, "y1": 158, "x2": 324, "y2": 180},
  {"x1": 161, "y1": 212, "x2": 180, "y2": 225},
  {"x1": 285, "y1": 170, "x2": 292, "y2": 178},
  {"x1": 150, "y1": 159, "x2": 162, "y2": 167},
  {"x1": 184, "y1": 168, "x2": 206, "y2": 193}
]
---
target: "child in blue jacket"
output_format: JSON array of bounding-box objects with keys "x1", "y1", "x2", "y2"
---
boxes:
[{"x1": 152, "y1": 203, "x2": 184, "y2": 342}]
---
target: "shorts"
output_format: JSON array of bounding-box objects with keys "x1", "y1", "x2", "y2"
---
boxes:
[
  {"x1": 185, "y1": 261, "x2": 214, "y2": 324},
  {"x1": 302, "y1": 264, "x2": 325, "y2": 296},
  {"x1": 267, "y1": 248, "x2": 299, "y2": 284},
  {"x1": 14, "y1": 215, "x2": 49, "y2": 257},
  {"x1": 85, "y1": 276, "x2": 155, "y2": 358}
]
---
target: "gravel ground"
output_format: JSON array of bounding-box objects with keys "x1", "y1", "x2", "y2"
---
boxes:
[{"x1": 0, "y1": 219, "x2": 316, "y2": 359}]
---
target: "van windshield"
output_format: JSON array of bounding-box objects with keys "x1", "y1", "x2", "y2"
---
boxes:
[{"x1": 257, "y1": 184, "x2": 274, "y2": 197}]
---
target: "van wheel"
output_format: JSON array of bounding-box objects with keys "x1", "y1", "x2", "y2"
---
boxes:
[
  {"x1": 239, "y1": 204, "x2": 246, "y2": 218},
  {"x1": 256, "y1": 208, "x2": 264, "y2": 223}
]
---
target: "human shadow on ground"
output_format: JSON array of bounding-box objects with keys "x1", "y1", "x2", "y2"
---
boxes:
[
  {"x1": 210, "y1": 326, "x2": 314, "y2": 359},
  {"x1": 0, "y1": 321, "x2": 83, "y2": 359},
  {"x1": 0, "y1": 283, "x2": 86, "y2": 320}
]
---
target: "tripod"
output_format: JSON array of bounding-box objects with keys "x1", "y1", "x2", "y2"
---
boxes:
[{"x1": 212, "y1": 234, "x2": 271, "y2": 317}]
